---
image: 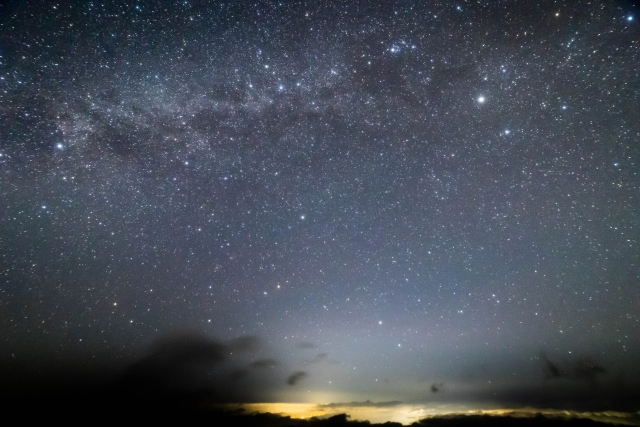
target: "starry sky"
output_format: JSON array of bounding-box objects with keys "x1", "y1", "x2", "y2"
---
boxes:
[{"x1": 1, "y1": 0, "x2": 639, "y2": 417}]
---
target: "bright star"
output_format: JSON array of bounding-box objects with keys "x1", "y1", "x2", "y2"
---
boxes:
[{"x1": 477, "y1": 96, "x2": 485, "y2": 103}]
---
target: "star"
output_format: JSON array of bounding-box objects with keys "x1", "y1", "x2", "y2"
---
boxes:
[{"x1": 1, "y1": 2, "x2": 637, "y2": 419}]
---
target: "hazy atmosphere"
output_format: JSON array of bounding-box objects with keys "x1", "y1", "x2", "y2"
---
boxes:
[{"x1": 1, "y1": 0, "x2": 639, "y2": 424}]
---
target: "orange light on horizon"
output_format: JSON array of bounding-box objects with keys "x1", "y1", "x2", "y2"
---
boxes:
[{"x1": 213, "y1": 403, "x2": 640, "y2": 426}]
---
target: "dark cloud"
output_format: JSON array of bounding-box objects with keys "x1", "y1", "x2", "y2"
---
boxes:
[
  {"x1": 116, "y1": 330, "x2": 259, "y2": 398},
  {"x1": 484, "y1": 369, "x2": 640, "y2": 413},
  {"x1": 543, "y1": 357, "x2": 563, "y2": 379},
  {"x1": 305, "y1": 352, "x2": 329, "y2": 364},
  {"x1": 574, "y1": 359, "x2": 607, "y2": 382},
  {"x1": 541, "y1": 354, "x2": 607, "y2": 384},
  {"x1": 414, "y1": 414, "x2": 633, "y2": 427},
  {"x1": 0, "y1": 330, "x2": 283, "y2": 413},
  {"x1": 228, "y1": 336, "x2": 261, "y2": 353},
  {"x1": 287, "y1": 371, "x2": 308, "y2": 386},
  {"x1": 229, "y1": 369, "x2": 249, "y2": 381},
  {"x1": 1, "y1": 402, "x2": 633, "y2": 427}
]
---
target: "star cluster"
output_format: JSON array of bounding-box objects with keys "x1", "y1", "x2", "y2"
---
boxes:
[{"x1": 1, "y1": 0, "x2": 638, "y2": 408}]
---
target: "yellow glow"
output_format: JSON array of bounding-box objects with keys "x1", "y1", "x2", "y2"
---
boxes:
[{"x1": 215, "y1": 403, "x2": 640, "y2": 426}]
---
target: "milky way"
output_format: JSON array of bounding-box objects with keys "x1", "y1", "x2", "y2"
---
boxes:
[{"x1": 1, "y1": 0, "x2": 639, "y2": 412}]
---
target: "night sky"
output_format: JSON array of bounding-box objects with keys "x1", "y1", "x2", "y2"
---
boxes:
[{"x1": 1, "y1": 0, "x2": 639, "y2": 421}]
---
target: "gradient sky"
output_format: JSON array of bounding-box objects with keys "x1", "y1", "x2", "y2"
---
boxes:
[{"x1": 1, "y1": 0, "x2": 639, "y2": 417}]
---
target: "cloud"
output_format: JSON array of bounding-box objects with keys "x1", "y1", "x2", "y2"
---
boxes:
[
  {"x1": 317, "y1": 400, "x2": 404, "y2": 409},
  {"x1": 229, "y1": 369, "x2": 249, "y2": 381},
  {"x1": 228, "y1": 336, "x2": 261, "y2": 353},
  {"x1": 413, "y1": 412, "x2": 640, "y2": 427},
  {"x1": 0, "y1": 329, "x2": 292, "y2": 423},
  {"x1": 287, "y1": 371, "x2": 308, "y2": 386},
  {"x1": 304, "y1": 352, "x2": 329, "y2": 364},
  {"x1": 114, "y1": 330, "x2": 266, "y2": 401},
  {"x1": 574, "y1": 358, "x2": 607, "y2": 382},
  {"x1": 541, "y1": 354, "x2": 607, "y2": 384},
  {"x1": 0, "y1": 330, "x2": 295, "y2": 408},
  {"x1": 543, "y1": 356, "x2": 563, "y2": 379}
]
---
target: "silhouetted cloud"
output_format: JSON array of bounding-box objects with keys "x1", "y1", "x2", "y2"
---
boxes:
[
  {"x1": 4, "y1": 330, "x2": 639, "y2": 421},
  {"x1": 305, "y1": 352, "x2": 329, "y2": 364},
  {"x1": 543, "y1": 356, "x2": 563, "y2": 379},
  {"x1": 287, "y1": 371, "x2": 307, "y2": 386},
  {"x1": 574, "y1": 358, "x2": 607, "y2": 382},
  {"x1": 413, "y1": 413, "x2": 639, "y2": 427},
  {"x1": 116, "y1": 330, "x2": 261, "y2": 398},
  {"x1": 228, "y1": 336, "x2": 261, "y2": 353},
  {"x1": 541, "y1": 354, "x2": 607, "y2": 384},
  {"x1": 229, "y1": 369, "x2": 249, "y2": 381}
]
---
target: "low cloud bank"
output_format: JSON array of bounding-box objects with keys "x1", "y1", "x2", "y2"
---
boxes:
[
  {"x1": 2, "y1": 334, "x2": 639, "y2": 424},
  {"x1": 317, "y1": 400, "x2": 404, "y2": 409}
]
